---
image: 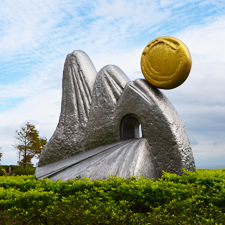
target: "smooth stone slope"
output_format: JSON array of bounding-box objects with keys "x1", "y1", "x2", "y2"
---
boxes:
[{"x1": 36, "y1": 139, "x2": 158, "y2": 181}]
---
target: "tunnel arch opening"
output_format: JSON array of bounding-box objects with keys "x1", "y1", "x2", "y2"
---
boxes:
[{"x1": 120, "y1": 114, "x2": 142, "y2": 140}]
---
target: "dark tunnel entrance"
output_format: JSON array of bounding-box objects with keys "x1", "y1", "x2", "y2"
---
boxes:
[{"x1": 120, "y1": 114, "x2": 142, "y2": 140}]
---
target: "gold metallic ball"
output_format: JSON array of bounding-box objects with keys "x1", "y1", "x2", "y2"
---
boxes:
[{"x1": 141, "y1": 36, "x2": 192, "y2": 89}]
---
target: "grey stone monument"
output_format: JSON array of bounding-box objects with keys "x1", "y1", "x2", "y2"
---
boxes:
[{"x1": 36, "y1": 50, "x2": 195, "y2": 181}]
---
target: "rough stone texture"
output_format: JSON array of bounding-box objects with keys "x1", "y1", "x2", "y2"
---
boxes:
[
  {"x1": 114, "y1": 79, "x2": 195, "y2": 177},
  {"x1": 36, "y1": 50, "x2": 195, "y2": 181},
  {"x1": 84, "y1": 65, "x2": 130, "y2": 150},
  {"x1": 38, "y1": 51, "x2": 97, "y2": 166},
  {"x1": 38, "y1": 59, "x2": 130, "y2": 167},
  {"x1": 36, "y1": 139, "x2": 158, "y2": 181}
]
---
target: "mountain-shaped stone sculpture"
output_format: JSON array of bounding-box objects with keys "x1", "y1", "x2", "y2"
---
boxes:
[{"x1": 36, "y1": 50, "x2": 195, "y2": 181}]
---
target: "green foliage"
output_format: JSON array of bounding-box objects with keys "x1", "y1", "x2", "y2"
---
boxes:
[
  {"x1": 10, "y1": 167, "x2": 36, "y2": 176},
  {"x1": 14, "y1": 122, "x2": 47, "y2": 169},
  {"x1": 0, "y1": 165, "x2": 8, "y2": 172},
  {"x1": 0, "y1": 169, "x2": 224, "y2": 224},
  {"x1": 0, "y1": 165, "x2": 30, "y2": 174},
  {"x1": 0, "y1": 169, "x2": 6, "y2": 176}
]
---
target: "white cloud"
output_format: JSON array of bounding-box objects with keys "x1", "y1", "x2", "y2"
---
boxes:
[
  {"x1": 193, "y1": 141, "x2": 225, "y2": 169},
  {"x1": 161, "y1": 16, "x2": 225, "y2": 168}
]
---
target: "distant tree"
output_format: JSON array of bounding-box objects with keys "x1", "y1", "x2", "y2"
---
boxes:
[
  {"x1": 14, "y1": 122, "x2": 47, "y2": 169},
  {"x1": 18, "y1": 154, "x2": 33, "y2": 167}
]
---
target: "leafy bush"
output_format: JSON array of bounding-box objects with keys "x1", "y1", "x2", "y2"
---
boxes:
[
  {"x1": 0, "y1": 165, "x2": 25, "y2": 173},
  {"x1": 10, "y1": 167, "x2": 36, "y2": 176},
  {"x1": 11, "y1": 165, "x2": 23, "y2": 171},
  {"x1": 0, "y1": 165, "x2": 9, "y2": 173},
  {"x1": 0, "y1": 169, "x2": 6, "y2": 176},
  {"x1": 0, "y1": 169, "x2": 224, "y2": 224}
]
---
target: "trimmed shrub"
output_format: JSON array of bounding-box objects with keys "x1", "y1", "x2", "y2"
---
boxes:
[
  {"x1": 0, "y1": 169, "x2": 224, "y2": 224},
  {"x1": 0, "y1": 169, "x2": 6, "y2": 176},
  {"x1": 10, "y1": 165, "x2": 22, "y2": 171},
  {"x1": 10, "y1": 167, "x2": 36, "y2": 176},
  {"x1": 0, "y1": 165, "x2": 8, "y2": 173}
]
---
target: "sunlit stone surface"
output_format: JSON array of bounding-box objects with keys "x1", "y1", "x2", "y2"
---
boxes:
[{"x1": 36, "y1": 50, "x2": 195, "y2": 181}]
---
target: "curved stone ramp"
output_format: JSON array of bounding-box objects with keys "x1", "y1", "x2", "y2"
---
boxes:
[{"x1": 36, "y1": 138, "x2": 158, "y2": 181}]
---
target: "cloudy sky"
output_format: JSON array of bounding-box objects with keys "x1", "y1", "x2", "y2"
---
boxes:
[{"x1": 0, "y1": 0, "x2": 225, "y2": 169}]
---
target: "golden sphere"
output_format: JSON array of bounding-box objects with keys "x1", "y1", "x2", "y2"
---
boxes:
[{"x1": 141, "y1": 36, "x2": 192, "y2": 89}]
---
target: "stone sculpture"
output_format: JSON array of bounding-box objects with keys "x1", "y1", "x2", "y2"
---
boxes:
[{"x1": 36, "y1": 37, "x2": 195, "y2": 181}]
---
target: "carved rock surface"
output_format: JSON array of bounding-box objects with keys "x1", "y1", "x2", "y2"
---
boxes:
[
  {"x1": 38, "y1": 50, "x2": 97, "y2": 166},
  {"x1": 84, "y1": 65, "x2": 130, "y2": 150},
  {"x1": 114, "y1": 79, "x2": 195, "y2": 177},
  {"x1": 38, "y1": 58, "x2": 130, "y2": 166},
  {"x1": 36, "y1": 50, "x2": 195, "y2": 180}
]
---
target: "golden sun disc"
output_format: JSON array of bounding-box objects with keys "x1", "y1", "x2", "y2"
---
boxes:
[{"x1": 141, "y1": 36, "x2": 192, "y2": 89}]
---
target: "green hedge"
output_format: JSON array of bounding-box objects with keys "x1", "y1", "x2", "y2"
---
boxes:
[
  {"x1": 0, "y1": 165, "x2": 9, "y2": 173},
  {"x1": 0, "y1": 169, "x2": 6, "y2": 176},
  {"x1": 0, "y1": 165, "x2": 24, "y2": 173},
  {"x1": 9, "y1": 167, "x2": 36, "y2": 176},
  {"x1": 0, "y1": 169, "x2": 225, "y2": 224},
  {"x1": 0, "y1": 165, "x2": 35, "y2": 175}
]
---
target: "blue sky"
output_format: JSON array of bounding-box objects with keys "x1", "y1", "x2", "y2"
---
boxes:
[{"x1": 0, "y1": 0, "x2": 225, "y2": 168}]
